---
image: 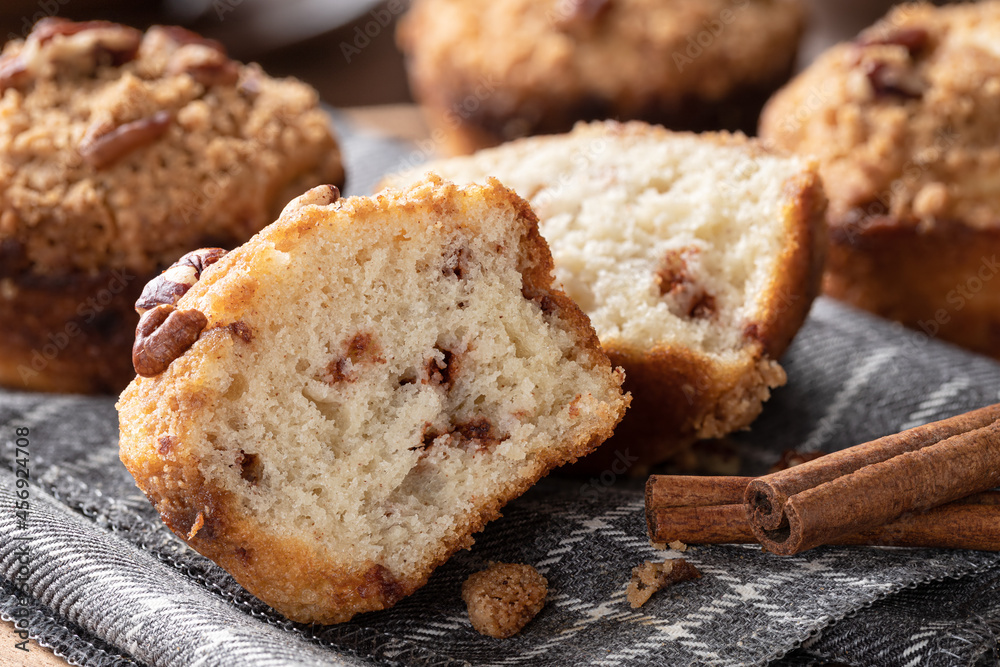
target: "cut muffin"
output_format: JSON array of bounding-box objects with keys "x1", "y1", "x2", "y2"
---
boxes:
[
  {"x1": 117, "y1": 178, "x2": 628, "y2": 624},
  {"x1": 397, "y1": 0, "x2": 805, "y2": 155},
  {"x1": 0, "y1": 18, "x2": 344, "y2": 393},
  {"x1": 384, "y1": 122, "x2": 827, "y2": 468},
  {"x1": 760, "y1": 2, "x2": 1000, "y2": 358}
]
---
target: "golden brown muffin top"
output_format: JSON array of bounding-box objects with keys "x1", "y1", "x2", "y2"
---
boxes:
[
  {"x1": 761, "y1": 2, "x2": 1000, "y2": 231},
  {"x1": 0, "y1": 18, "x2": 343, "y2": 276},
  {"x1": 399, "y1": 0, "x2": 804, "y2": 109}
]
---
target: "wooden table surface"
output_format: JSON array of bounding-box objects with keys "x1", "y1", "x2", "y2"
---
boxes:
[{"x1": 0, "y1": 623, "x2": 66, "y2": 667}]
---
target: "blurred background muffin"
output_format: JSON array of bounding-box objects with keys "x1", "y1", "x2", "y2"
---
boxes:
[
  {"x1": 1, "y1": 0, "x2": 912, "y2": 111},
  {"x1": 761, "y1": 1, "x2": 1000, "y2": 358},
  {"x1": 397, "y1": 0, "x2": 806, "y2": 155},
  {"x1": 0, "y1": 17, "x2": 343, "y2": 393},
  {"x1": 4, "y1": 0, "x2": 973, "y2": 402}
]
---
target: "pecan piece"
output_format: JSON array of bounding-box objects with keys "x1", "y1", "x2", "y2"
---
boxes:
[
  {"x1": 228, "y1": 321, "x2": 252, "y2": 343},
  {"x1": 132, "y1": 304, "x2": 208, "y2": 377},
  {"x1": 238, "y1": 451, "x2": 263, "y2": 485},
  {"x1": 688, "y1": 293, "x2": 716, "y2": 319},
  {"x1": 522, "y1": 284, "x2": 559, "y2": 316},
  {"x1": 455, "y1": 417, "x2": 506, "y2": 453},
  {"x1": 557, "y1": 0, "x2": 613, "y2": 29},
  {"x1": 0, "y1": 56, "x2": 29, "y2": 94},
  {"x1": 857, "y1": 27, "x2": 929, "y2": 55},
  {"x1": 153, "y1": 25, "x2": 228, "y2": 54},
  {"x1": 238, "y1": 65, "x2": 264, "y2": 98},
  {"x1": 865, "y1": 60, "x2": 924, "y2": 99},
  {"x1": 1, "y1": 19, "x2": 141, "y2": 93},
  {"x1": 29, "y1": 18, "x2": 142, "y2": 67},
  {"x1": 166, "y1": 44, "x2": 239, "y2": 87},
  {"x1": 157, "y1": 435, "x2": 176, "y2": 455},
  {"x1": 135, "y1": 247, "x2": 227, "y2": 314},
  {"x1": 325, "y1": 332, "x2": 385, "y2": 383},
  {"x1": 627, "y1": 559, "x2": 701, "y2": 609},
  {"x1": 32, "y1": 18, "x2": 119, "y2": 43},
  {"x1": 79, "y1": 111, "x2": 173, "y2": 169},
  {"x1": 442, "y1": 246, "x2": 471, "y2": 279},
  {"x1": 423, "y1": 347, "x2": 456, "y2": 388},
  {"x1": 655, "y1": 247, "x2": 716, "y2": 318},
  {"x1": 414, "y1": 417, "x2": 507, "y2": 454},
  {"x1": 280, "y1": 185, "x2": 342, "y2": 218}
]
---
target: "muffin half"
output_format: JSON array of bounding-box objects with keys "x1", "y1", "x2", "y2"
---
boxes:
[
  {"x1": 385, "y1": 122, "x2": 827, "y2": 468},
  {"x1": 117, "y1": 178, "x2": 628, "y2": 623}
]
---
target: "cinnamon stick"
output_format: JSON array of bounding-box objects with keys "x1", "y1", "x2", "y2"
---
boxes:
[
  {"x1": 746, "y1": 404, "x2": 1000, "y2": 531},
  {"x1": 648, "y1": 504, "x2": 754, "y2": 544},
  {"x1": 744, "y1": 404, "x2": 1000, "y2": 554},
  {"x1": 645, "y1": 474, "x2": 747, "y2": 508},
  {"x1": 647, "y1": 475, "x2": 1000, "y2": 550}
]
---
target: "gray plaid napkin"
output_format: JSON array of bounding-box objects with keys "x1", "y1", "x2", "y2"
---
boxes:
[{"x1": 2, "y1": 115, "x2": 999, "y2": 667}]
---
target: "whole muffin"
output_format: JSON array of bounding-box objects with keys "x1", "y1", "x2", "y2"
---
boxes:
[
  {"x1": 0, "y1": 18, "x2": 344, "y2": 394},
  {"x1": 760, "y1": 2, "x2": 1000, "y2": 358},
  {"x1": 398, "y1": 0, "x2": 806, "y2": 155}
]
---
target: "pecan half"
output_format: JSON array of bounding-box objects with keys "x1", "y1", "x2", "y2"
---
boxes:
[
  {"x1": 854, "y1": 26, "x2": 928, "y2": 100},
  {"x1": 132, "y1": 304, "x2": 208, "y2": 377},
  {"x1": 28, "y1": 18, "x2": 141, "y2": 68},
  {"x1": 135, "y1": 247, "x2": 227, "y2": 315},
  {"x1": 79, "y1": 111, "x2": 173, "y2": 169}
]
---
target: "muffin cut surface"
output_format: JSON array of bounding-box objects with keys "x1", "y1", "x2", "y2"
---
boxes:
[
  {"x1": 385, "y1": 122, "x2": 826, "y2": 466},
  {"x1": 117, "y1": 177, "x2": 628, "y2": 623}
]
